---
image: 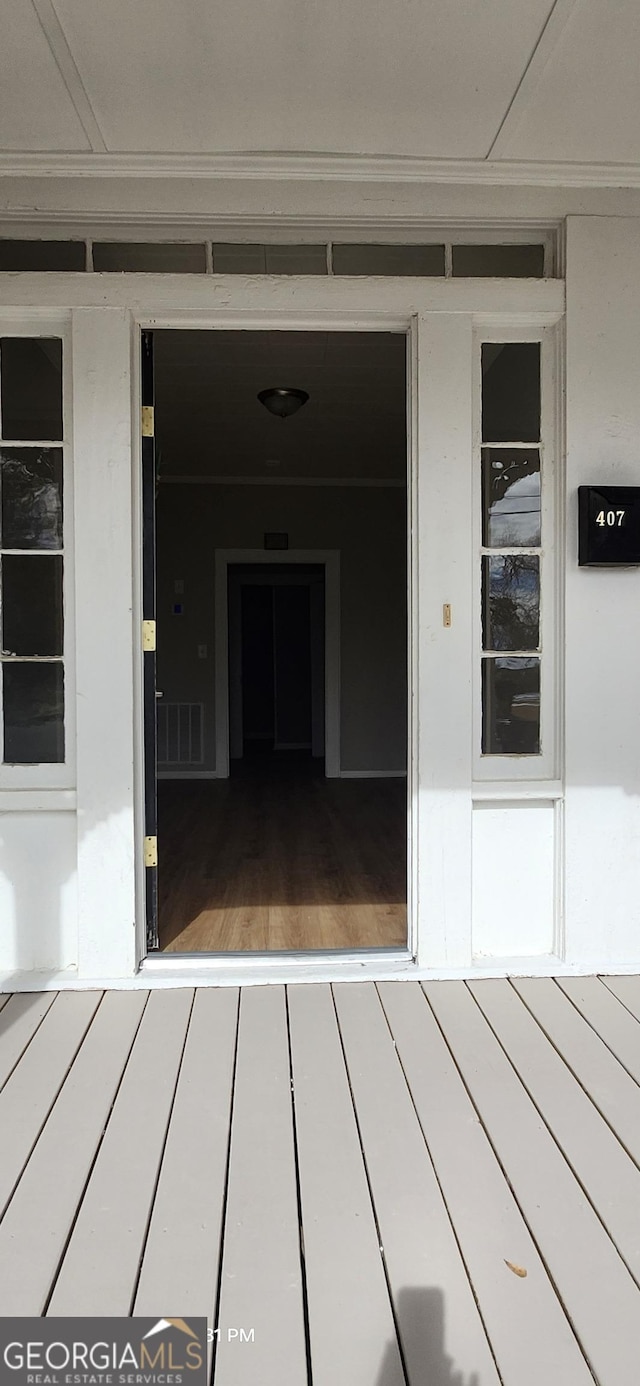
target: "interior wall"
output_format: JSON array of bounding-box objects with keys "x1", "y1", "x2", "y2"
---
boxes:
[{"x1": 156, "y1": 484, "x2": 407, "y2": 773}]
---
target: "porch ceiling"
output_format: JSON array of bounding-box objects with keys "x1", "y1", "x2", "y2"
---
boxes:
[{"x1": 1, "y1": 0, "x2": 640, "y2": 182}]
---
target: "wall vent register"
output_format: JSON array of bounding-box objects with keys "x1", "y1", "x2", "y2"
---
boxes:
[{"x1": 0, "y1": 338, "x2": 65, "y2": 763}]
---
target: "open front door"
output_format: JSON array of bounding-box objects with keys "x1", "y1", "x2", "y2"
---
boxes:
[{"x1": 141, "y1": 329, "x2": 158, "y2": 950}]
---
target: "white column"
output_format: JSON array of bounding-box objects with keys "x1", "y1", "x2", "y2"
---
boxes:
[
  {"x1": 414, "y1": 312, "x2": 474, "y2": 969},
  {"x1": 565, "y1": 216, "x2": 640, "y2": 968},
  {"x1": 72, "y1": 307, "x2": 137, "y2": 979}
]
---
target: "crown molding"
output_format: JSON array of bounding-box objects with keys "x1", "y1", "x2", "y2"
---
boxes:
[{"x1": 0, "y1": 150, "x2": 640, "y2": 189}]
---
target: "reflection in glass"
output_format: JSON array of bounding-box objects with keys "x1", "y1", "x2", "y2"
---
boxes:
[
  {"x1": 482, "y1": 556, "x2": 540, "y2": 651},
  {"x1": 1, "y1": 449, "x2": 63, "y2": 549},
  {"x1": 482, "y1": 448, "x2": 540, "y2": 547},
  {"x1": 482, "y1": 342, "x2": 540, "y2": 442},
  {"x1": 0, "y1": 338, "x2": 63, "y2": 441},
  {"x1": 2, "y1": 555, "x2": 63, "y2": 655},
  {"x1": 482, "y1": 658, "x2": 540, "y2": 755},
  {"x1": 3, "y1": 662, "x2": 64, "y2": 763}
]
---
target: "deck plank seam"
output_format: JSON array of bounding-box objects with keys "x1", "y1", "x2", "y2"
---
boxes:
[
  {"x1": 509, "y1": 978, "x2": 640, "y2": 1175},
  {"x1": 0, "y1": 992, "x2": 104, "y2": 1226},
  {"x1": 284, "y1": 985, "x2": 314, "y2": 1386},
  {"x1": 467, "y1": 982, "x2": 640, "y2": 1293},
  {"x1": 373, "y1": 981, "x2": 506, "y2": 1385},
  {"x1": 209, "y1": 987, "x2": 242, "y2": 1386},
  {"x1": 419, "y1": 982, "x2": 598, "y2": 1384},
  {"x1": 553, "y1": 978, "x2": 640, "y2": 1091},
  {"x1": 0, "y1": 991, "x2": 58, "y2": 1096},
  {"x1": 598, "y1": 976, "x2": 640, "y2": 1026},
  {"x1": 40, "y1": 991, "x2": 152, "y2": 1315},
  {"x1": 129, "y1": 989, "x2": 198, "y2": 1314},
  {"x1": 329, "y1": 982, "x2": 411, "y2": 1386}
]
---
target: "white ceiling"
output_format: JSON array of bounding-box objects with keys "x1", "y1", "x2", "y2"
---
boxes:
[
  {"x1": 1, "y1": 0, "x2": 639, "y2": 175},
  {"x1": 154, "y1": 331, "x2": 407, "y2": 481}
]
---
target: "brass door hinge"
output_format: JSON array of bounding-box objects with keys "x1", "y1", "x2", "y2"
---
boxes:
[
  {"x1": 144, "y1": 835, "x2": 158, "y2": 868},
  {"x1": 142, "y1": 619, "x2": 156, "y2": 652},
  {"x1": 141, "y1": 405, "x2": 155, "y2": 437}
]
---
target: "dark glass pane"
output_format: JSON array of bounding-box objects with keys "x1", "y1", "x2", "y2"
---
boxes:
[
  {"x1": 482, "y1": 447, "x2": 541, "y2": 547},
  {"x1": 482, "y1": 342, "x2": 540, "y2": 442},
  {"x1": 453, "y1": 244, "x2": 545, "y2": 277},
  {"x1": 482, "y1": 657, "x2": 540, "y2": 755},
  {"x1": 1, "y1": 448, "x2": 63, "y2": 549},
  {"x1": 3, "y1": 662, "x2": 64, "y2": 763},
  {"x1": 2, "y1": 555, "x2": 63, "y2": 655},
  {"x1": 213, "y1": 243, "x2": 328, "y2": 274},
  {"x1": 0, "y1": 240, "x2": 85, "y2": 272},
  {"x1": 332, "y1": 244, "x2": 445, "y2": 276},
  {"x1": 92, "y1": 242, "x2": 206, "y2": 273},
  {"x1": 482, "y1": 556, "x2": 540, "y2": 651},
  {"x1": 1, "y1": 338, "x2": 63, "y2": 442}
]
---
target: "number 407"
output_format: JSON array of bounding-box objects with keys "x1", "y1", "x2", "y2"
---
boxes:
[{"x1": 596, "y1": 509, "x2": 626, "y2": 527}]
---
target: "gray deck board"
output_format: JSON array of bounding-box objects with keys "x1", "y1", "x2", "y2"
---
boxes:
[
  {"x1": 214, "y1": 985, "x2": 307, "y2": 1386},
  {"x1": 2, "y1": 977, "x2": 640, "y2": 1383},
  {"x1": 334, "y1": 982, "x2": 500, "y2": 1386},
  {"x1": 470, "y1": 978, "x2": 640, "y2": 1286},
  {"x1": 557, "y1": 976, "x2": 640, "y2": 1085},
  {"x1": 380, "y1": 981, "x2": 594, "y2": 1386},
  {"x1": 48, "y1": 988, "x2": 194, "y2": 1315},
  {"x1": 514, "y1": 977, "x2": 640, "y2": 1167},
  {"x1": 0, "y1": 991, "x2": 57, "y2": 1091},
  {"x1": 288, "y1": 983, "x2": 405, "y2": 1386},
  {"x1": 134, "y1": 988, "x2": 239, "y2": 1332},
  {"x1": 427, "y1": 980, "x2": 640, "y2": 1386},
  {"x1": 0, "y1": 990, "x2": 147, "y2": 1314},
  {"x1": 0, "y1": 991, "x2": 101, "y2": 1218}
]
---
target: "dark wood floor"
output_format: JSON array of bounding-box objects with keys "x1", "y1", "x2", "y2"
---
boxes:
[{"x1": 158, "y1": 754, "x2": 407, "y2": 952}]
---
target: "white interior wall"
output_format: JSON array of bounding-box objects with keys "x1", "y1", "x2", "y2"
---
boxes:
[{"x1": 155, "y1": 484, "x2": 408, "y2": 774}]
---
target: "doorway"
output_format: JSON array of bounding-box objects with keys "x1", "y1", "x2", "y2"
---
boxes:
[{"x1": 144, "y1": 328, "x2": 409, "y2": 955}]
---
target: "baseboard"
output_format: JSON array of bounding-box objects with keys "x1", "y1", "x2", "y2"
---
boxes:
[
  {"x1": 158, "y1": 769, "x2": 224, "y2": 780},
  {"x1": 339, "y1": 769, "x2": 407, "y2": 779}
]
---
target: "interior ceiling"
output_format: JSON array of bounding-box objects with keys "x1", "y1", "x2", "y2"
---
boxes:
[
  {"x1": 1, "y1": 0, "x2": 640, "y2": 170},
  {"x1": 154, "y1": 331, "x2": 407, "y2": 481}
]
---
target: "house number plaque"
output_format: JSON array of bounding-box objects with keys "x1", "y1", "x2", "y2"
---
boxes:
[{"x1": 578, "y1": 485, "x2": 640, "y2": 565}]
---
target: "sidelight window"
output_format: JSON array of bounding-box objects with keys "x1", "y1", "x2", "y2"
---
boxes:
[{"x1": 0, "y1": 338, "x2": 65, "y2": 764}]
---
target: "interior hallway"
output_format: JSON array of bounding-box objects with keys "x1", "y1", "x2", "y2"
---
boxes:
[{"x1": 158, "y1": 754, "x2": 407, "y2": 952}]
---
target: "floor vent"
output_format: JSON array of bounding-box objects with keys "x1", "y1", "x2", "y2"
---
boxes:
[{"x1": 157, "y1": 702, "x2": 204, "y2": 765}]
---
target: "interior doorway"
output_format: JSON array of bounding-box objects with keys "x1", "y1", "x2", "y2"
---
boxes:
[{"x1": 144, "y1": 328, "x2": 409, "y2": 955}]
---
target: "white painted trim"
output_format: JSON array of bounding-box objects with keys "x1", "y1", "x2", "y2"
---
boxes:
[
  {"x1": 214, "y1": 548, "x2": 341, "y2": 779},
  {"x1": 339, "y1": 770, "x2": 406, "y2": 778},
  {"x1": 159, "y1": 475, "x2": 405, "y2": 487},
  {"x1": 1, "y1": 151, "x2": 640, "y2": 189},
  {"x1": 0, "y1": 788, "x2": 76, "y2": 810},
  {"x1": 0, "y1": 273, "x2": 565, "y2": 321}
]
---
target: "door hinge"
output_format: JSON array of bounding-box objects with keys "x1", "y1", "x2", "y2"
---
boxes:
[
  {"x1": 144, "y1": 835, "x2": 158, "y2": 868},
  {"x1": 142, "y1": 619, "x2": 156, "y2": 652},
  {"x1": 141, "y1": 404, "x2": 155, "y2": 437}
]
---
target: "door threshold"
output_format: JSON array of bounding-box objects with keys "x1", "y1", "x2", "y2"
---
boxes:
[{"x1": 141, "y1": 948, "x2": 416, "y2": 986}]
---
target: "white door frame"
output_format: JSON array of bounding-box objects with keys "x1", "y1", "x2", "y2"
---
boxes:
[{"x1": 215, "y1": 549, "x2": 341, "y2": 778}]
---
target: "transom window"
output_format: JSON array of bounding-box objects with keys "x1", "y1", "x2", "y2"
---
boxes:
[{"x1": 0, "y1": 338, "x2": 65, "y2": 764}]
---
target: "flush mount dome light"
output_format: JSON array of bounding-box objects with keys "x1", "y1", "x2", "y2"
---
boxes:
[{"x1": 258, "y1": 387, "x2": 309, "y2": 418}]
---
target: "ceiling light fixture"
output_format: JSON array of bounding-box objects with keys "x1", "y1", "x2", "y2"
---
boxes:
[{"x1": 258, "y1": 387, "x2": 309, "y2": 418}]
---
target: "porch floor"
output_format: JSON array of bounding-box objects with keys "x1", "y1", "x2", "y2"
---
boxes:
[{"x1": 2, "y1": 978, "x2": 640, "y2": 1384}]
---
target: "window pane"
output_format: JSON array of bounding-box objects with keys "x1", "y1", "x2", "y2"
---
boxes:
[
  {"x1": 482, "y1": 556, "x2": 540, "y2": 651},
  {"x1": 482, "y1": 342, "x2": 540, "y2": 442},
  {"x1": 212, "y1": 244, "x2": 328, "y2": 274},
  {"x1": 1, "y1": 448, "x2": 63, "y2": 549},
  {"x1": 453, "y1": 244, "x2": 545, "y2": 277},
  {"x1": 0, "y1": 338, "x2": 63, "y2": 441},
  {"x1": 3, "y1": 662, "x2": 64, "y2": 763},
  {"x1": 93, "y1": 242, "x2": 206, "y2": 273},
  {"x1": 482, "y1": 447, "x2": 541, "y2": 547},
  {"x1": 0, "y1": 240, "x2": 85, "y2": 272},
  {"x1": 482, "y1": 657, "x2": 540, "y2": 755},
  {"x1": 332, "y1": 244, "x2": 445, "y2": 276},
  {"x1": 2, "y1": 555, "x2": 63, "y2": 655}
]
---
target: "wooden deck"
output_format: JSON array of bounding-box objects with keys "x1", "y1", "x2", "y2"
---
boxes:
[{"x1": 2, "y1": 978, "x2": 640, "y2": 1384}]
